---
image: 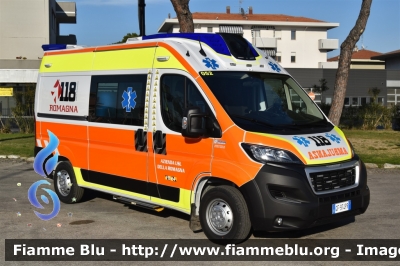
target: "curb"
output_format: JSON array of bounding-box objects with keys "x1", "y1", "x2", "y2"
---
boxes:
[
  {"x1": 0, "y1": 155, "x2": 34, "y2": 162},
  {"x1": 364, "y1": 163, "x2": 400, "y2": 169},
  {"x1": 383, "y1": 163, "x2": 400, "y2": 169},
  {"x1": 364, "y1": 163, "x2": 378, "y2": 169}
]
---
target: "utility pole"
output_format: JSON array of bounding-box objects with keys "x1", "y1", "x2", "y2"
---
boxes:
[{"x1": 138, "y1": 0, "x2": 146, "y2": 36}]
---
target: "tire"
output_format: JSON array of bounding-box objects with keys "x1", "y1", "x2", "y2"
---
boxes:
[
  {"x1": 53, "y1": 161, "x2": 84, "y2": 204},
  {"x1": 199, "y1": 185, "x2": 251, "y2": 244}
]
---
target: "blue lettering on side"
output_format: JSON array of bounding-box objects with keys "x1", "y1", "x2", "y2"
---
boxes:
[
  {"x1": 203, "y1": 58, "x2": 219, "y2": 69},
  {"x1": 122, "y1": 87, "x2": 137, "y2": 112},
  {"x1": 325, "y1": 133, "x2": 341, "y2": 143},
  {"x1": 293, "y1": 136, "x2": 311, "y2": 147},
  {"x1": 268, "y1": 62, "x2": 281, "y2": 72}
]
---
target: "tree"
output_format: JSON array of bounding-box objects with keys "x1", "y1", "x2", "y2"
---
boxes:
[
  {"x1": 170, "y1": 0, "x2": 194, "y2": 33},
  {"x1": 113, "y1": 33, "x2": 139, "y2": 44},
  {"x1": 368, "y1": 87, "x2": 380, "y2": 103},
  {"x1": 328, "y1": 0, "x2": 372, "y2": 125},
  {"x1": 312, "y1": 78, "x2": 330, "y2": 102}
]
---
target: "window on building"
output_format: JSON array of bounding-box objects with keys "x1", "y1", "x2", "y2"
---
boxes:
[
  {"x1": 275, "y1": 52, "x2": 281, "y2": 62},
  {"x1": 89, "y1": 75, "x2": 147, "y2": 125},
  {"x1": 291, "y1": 30, "x2": 296, "y2": 40},
  {"x1": 325, "y1": 97, "x2": 332, "y2": 104},
  {"x1": 387, "y1": 89, "x2": 399, "y2": 106},
  {"x1": 344, "y1": 97, "x2": 350, "y2": 106},
  {"x1": 351, "y1": 97, "x2": 359, "y2": 106},
  {"x1": 377, "y1": 97, "x2": 384, "y2": 105},
  {"x1": 160, "y1": 74, "x2": 211, "y2": 132},
  {"x1": 291, "y1": 52, "x2": 296, "y2": 63},
  {"x1": 360, "y1": 97, "x2": 368, "y2": 106},
  {"x1": 303, "y1": 88, "x2": 320, "y2": 103},
  {"x1": 207, "y1": 27, "x2": 213, "y2": 33}
]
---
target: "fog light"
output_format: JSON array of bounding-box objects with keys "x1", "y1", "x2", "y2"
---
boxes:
[{"x1": 276, "y1": 217, "x2": 283, "y2": 226}]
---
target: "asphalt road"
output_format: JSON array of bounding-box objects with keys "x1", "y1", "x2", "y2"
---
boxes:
[{"x1": 1, "y1": 159, "x2": 400, "y2": 266}]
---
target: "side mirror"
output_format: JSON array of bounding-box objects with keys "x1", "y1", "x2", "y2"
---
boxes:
[{"x1": 181, "y1": 107, "x2": 208, "y2": 138}]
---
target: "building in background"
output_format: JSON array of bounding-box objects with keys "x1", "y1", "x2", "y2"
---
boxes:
[
  {"x1": 0, "y1": 0, "x2": 76, "y2": 116},
  {"x1": 328, "y1": 47, "x2": 385, "y2": 69},
  {"x1": 158, "y1": 6, "x2": 339, "y2": 69},
  {"x1": 288, "y1": 68, "x2": 387, "y2": 107},
  {"x1": 293, "y1": 48, "x2": 400, "y2": 107},
  {"x1": 372, "y1": 50, "x2": 400, "y2": 107},
  {"x1": 158, "y1": 8, "x2": 398, "y2": 107}
]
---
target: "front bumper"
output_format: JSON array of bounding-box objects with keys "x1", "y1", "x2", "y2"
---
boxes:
[{"x1": 239, "y1": 157, "x2": 370, "y2": 232}]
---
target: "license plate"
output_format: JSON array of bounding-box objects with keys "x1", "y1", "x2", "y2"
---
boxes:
[{"x1": 332, "y1": 200, "x2": 351, "y2": 214}]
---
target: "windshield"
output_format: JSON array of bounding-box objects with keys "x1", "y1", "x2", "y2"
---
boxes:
[{"x1": 202, "y1": 71, "x2": 332, "y2": 134}]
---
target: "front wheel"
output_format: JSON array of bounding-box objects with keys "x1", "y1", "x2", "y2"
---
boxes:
[
  {"x1": 199, "y1": 185, "x2": 251, "y2": 244},
  {"x1": 53, "y1": 161, "x2": 84, "y2": 204}
]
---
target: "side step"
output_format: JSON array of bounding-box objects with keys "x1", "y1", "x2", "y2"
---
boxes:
[{"x1": 113, "y1": 196, "x2": 164, "y2": 212}]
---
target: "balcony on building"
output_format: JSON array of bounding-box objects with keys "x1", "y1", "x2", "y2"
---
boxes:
[
  {"x1": 318, "y1": 39, "x2": 339, "y2": 51},
  {"x1": 252, "y1": 37, "x2": 277, "y2": 49},
  {"x1": 55, "y1": 2, "x2": 77, "y2": 44},
  {"x1": 57, "y1": 34, "x2": 77, "y2": 45},
  {"x1": 56, "y1": 2, "x2": 76, "y2": 24},
  {"x1": 319, "y1": 61, "x2": 338, "y2": 69}
]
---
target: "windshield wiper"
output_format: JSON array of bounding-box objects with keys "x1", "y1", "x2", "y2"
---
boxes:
[
  {"x1": 231, "y1": 114, "x2": 275, "y2": 128},
  {"x1": 294, "y1": 120, "x2": 330, "y2": 127},
  {"x1": 231, "y1": 114, "x2": 300, "y2": 130}
]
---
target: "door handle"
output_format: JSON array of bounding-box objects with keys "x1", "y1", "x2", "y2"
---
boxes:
[
  {"x1": 153, "y1": 130, "x2": 166, "y2": 155},
  {"x1": 135, "y1": 129, "x2": 148, "y2": 152}
]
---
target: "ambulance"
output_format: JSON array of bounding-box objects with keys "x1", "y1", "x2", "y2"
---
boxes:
[{"x1": 34, "y1": 33, "x2": 369, "y2": 243}]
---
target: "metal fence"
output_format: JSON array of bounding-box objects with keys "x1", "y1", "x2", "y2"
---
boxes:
[{"x1": 0, "y1": 108, "x2": 34, "y2": 117}]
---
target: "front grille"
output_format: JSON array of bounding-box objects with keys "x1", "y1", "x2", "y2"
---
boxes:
[
  {"x1": 319, "y1": 189, "x2": 360, "y2": 203},
  {"x1": 310, "y1": 167, "x2": 356, "y2": 192}
]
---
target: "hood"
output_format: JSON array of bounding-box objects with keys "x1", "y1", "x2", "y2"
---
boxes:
[{"x1": 245, "y1": 126, "x2": 352, "y2": 165}]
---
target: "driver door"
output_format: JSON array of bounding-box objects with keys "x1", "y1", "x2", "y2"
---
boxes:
[{"x1": 147, "y1": 70, "x2": 214, "y2": 212}]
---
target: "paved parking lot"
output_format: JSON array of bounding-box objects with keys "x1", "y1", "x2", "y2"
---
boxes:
[{"x1": 1, "y1": 159, "x2": 400, "y2": 265}]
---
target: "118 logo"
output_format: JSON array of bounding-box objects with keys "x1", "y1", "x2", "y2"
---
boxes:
[
  {"x1": 52, "y1": 80, "x2": 77, "y2": 103},
  {"x1": 308, "y1": 136, "x2": 331, "y2": 146}
]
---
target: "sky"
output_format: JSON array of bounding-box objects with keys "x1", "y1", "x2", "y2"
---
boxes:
[{"x1": 60, "y1": 0, "x2": 400, "y2": 57}]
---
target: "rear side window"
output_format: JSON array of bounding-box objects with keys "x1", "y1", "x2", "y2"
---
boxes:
[{"x1": 89, "y1": 75, "x2": 147, "y2": 126}]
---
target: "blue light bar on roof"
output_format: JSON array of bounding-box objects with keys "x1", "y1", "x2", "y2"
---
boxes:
[
  {"x1": 143, "y1": 33, "x2": 231, "y2": 56},
  {"x1": 42, "y1": 44, "x2": 67, "y2": 51}
]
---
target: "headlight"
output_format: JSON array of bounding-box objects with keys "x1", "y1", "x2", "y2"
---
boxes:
[{"x1": 241, "y1": 144, "x2": 302, "y2": 164}]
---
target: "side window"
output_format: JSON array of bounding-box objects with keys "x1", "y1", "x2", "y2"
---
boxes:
[
  {"x1": 89, "y1": 74, "x2": 147, "y2": 126},
  {"x1": 160, "y1": 74, "x2": 210, "y2": 132}
]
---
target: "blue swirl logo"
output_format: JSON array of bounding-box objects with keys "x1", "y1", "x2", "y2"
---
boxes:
[
  {"x1": 28, "y1": 180, "x2": 60, "y2": 220},
  {"x1": 33, "y1": 130, "x2": 59, "y2": 177},
  {"x1": 30, "y1": 130, "x2": 61, "y2": 221}
]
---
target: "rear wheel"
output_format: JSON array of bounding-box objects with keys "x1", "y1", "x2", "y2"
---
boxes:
[
  {"x1": 53, "y1": 161, "x2": 84, "y2": 204},
  {"x1": 199, "y1": 185, "x2": 251, "y2": 244}
]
